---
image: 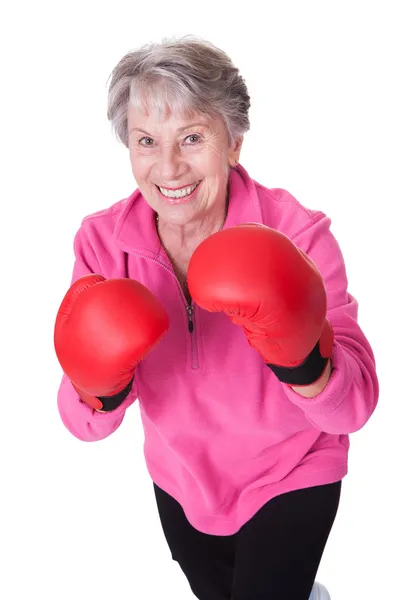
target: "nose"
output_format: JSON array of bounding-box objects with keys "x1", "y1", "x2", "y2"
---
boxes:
[{"x1": 158, "y1": 143, "x2": 185, "y2": 181}]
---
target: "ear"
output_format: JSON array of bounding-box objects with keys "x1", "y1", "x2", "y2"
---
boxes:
[{"x1": 228, "y1": 136, "x2": 244, "y2": 167}]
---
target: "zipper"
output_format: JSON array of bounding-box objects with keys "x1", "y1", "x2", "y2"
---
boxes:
[
  {"x1": 186, "y1": 302, "x2": 198, "y2": 369},
  {"x1": 130, "y1": 254, "x2": 199, "y2": 370},
  {"x1": 186, "y1": 303, "x2": 194, "y2": 332}
]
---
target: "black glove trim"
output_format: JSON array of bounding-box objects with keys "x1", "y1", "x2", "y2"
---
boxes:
[
  {"x1": 266, "y1": 340, "x2": 328, "y2": 386},
  {"x1": 96, "y1": 377, "x2": 134, "y2": 412}
]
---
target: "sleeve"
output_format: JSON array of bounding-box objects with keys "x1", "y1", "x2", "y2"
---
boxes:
[
  {"x1": 281, "y1": 212, "x2": 379, "y2": 434},
  {"x1": 56, "y1": 222, "x2": 138, "y2": 442}
]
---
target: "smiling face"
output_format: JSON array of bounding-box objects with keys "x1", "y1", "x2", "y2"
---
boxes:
[{"x1": 127, "y1": 103, "x2": 242, "y2": 227}]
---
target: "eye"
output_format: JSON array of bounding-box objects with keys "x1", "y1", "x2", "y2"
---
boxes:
[
  {"x1": 139, "y1": 137, "x2": 154, "y2": 146},
  {"x1": 184, "y1": 134, "x2": 201, "y2": 145}
]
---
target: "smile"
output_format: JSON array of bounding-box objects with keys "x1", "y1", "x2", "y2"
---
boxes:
[{"x1": 157, "y1": 181, "x2": 201, "y2": 199}]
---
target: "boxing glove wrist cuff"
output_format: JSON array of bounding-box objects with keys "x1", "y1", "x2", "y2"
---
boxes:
[
  {"x1": 96, "y1": 377, "x2": 134, "y2": 412},
  {"x1": 266, "y1": 339, "x2": 329, "y2": 386}
]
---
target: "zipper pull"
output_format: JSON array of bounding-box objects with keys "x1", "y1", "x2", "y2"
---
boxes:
[{"x1": 186, "y1": 304, "x2": 194, "y2": 332}]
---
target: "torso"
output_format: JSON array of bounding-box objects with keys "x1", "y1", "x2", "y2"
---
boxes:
[
  {"x1": 175, "y1": 267, "x2": 192, "y2": 304},
  {"x1": 159, "y1": 237, "x2": 192, "y2": 304}
]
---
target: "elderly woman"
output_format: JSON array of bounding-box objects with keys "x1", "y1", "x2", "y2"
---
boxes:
[{"x1": 54, "y1": 37, "x2": 379, "y2": 600}]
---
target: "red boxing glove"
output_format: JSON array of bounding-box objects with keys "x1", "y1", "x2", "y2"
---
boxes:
[
  {"x1": 187, "y1": 224, "x2": 333, "y2": 386},
  {"x1": 54, "y1": 274, "x2": 169, "y2": 411}
]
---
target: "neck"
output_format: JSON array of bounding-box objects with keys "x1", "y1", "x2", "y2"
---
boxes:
[{"x1": 156, "y1": 195, "x2": 229, "y2": 250}]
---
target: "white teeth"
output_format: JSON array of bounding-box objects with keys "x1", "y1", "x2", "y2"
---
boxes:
[{"x1": 158, "y1": 181, "x2": 199, "y2": 199}]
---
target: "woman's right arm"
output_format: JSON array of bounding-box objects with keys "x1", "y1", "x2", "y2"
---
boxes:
[
  {"x1": 57, "y1": 373, "x2": 136, "y2": 442},
  {"x1": 56, "y1": 222, "x2": 138, "y2": 442}
]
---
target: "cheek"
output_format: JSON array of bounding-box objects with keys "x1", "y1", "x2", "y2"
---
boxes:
[
  {"x1": 191, "y1": 148, "x2": 228, "y2": 176},
  {"x1": 201, "y1": 173, "x2": 228, "y2": 202},
  {"x1": 130, "y1": 153, "x2": 152, "y2": 181}
]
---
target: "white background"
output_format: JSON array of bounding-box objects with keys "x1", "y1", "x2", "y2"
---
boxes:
[{"x1": 1, "y1": 1, "x2": 398, "y2": 598}]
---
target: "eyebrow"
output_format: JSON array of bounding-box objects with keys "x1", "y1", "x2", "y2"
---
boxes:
[{"x1": 129, "y1": 122, "x2": 211, "y2": 136}]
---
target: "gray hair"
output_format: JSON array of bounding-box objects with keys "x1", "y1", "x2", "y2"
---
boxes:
[{"x1": 106, "y1": 36, "x2": 251, "y2": 147}]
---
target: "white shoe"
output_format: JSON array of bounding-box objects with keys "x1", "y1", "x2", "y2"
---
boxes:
[{"x1": 309, "y1": 582, "x2": 331, "y2": 600}]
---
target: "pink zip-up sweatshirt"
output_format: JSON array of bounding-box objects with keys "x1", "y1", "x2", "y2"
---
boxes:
[{"x1": 57, "y1": 164, "x2": 379, "y2": 535}]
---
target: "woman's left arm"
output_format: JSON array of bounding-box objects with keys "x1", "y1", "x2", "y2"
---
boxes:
[{"x1": 283, "y1": 213, "x2": 379, "y2": 434}]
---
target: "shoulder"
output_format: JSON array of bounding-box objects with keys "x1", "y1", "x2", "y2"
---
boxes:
[
  {"x1": 72, "y1": 191, "x2": 141, "y2": 272},
  {"x1": 80, "y1": 196, "x2": 129, "y2": 230},
  {"x1": 253, "y1": 178, "x2": 327, "y2": 240},
  {"x1": 76, "y1": 189, "x2": 140, "y2": 240}
]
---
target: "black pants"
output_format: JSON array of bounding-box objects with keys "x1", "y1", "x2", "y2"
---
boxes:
[{"x1": 154, "y1": 481, "x2": 341, "y2": 600}]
